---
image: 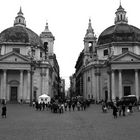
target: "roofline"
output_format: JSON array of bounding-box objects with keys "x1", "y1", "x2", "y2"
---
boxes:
[{"x1": 97, "y1": 42, "x2": 140, "y2": 49}]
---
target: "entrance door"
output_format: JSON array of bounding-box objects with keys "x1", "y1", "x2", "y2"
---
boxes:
[
  {"x1": 124, "y1": 86, "x2": 131, "y2": 96},
  {"x1": 10, "y1": 87, "x2": 17, "y2": 101}
]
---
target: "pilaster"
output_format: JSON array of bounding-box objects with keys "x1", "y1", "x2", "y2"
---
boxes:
[{"x1": 111, "y1": 70, "x2": 115, "y2": 100}]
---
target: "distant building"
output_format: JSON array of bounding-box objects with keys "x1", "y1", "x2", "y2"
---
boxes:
[
  {"x1": 0, "y1": 8, "x2": 60, "y2": 103},
  {"x1": 75, "y1": 3, "x2": 140, "y2": 102},
  {"x1": 60, "y1": 78, "x2": 65, "y2": 99},
  {"x1": 69, "y1": 74, "x2": 76, "y2": 97}
]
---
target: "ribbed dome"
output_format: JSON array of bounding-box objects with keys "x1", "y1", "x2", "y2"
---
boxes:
[
  {"x1": 0, "y1": 26, "x2": 43, "y2": 47},
  {"x1": 97, "y1": 23, "x2": 140, "y2": 45}
]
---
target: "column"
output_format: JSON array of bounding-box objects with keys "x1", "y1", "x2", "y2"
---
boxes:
[
  {"x1": 3, "y1": 70, "x2": 7, "y2": 100},
  {"x1": 118, "y1": 70, "x2": 122, "y2": 99},
  {"x1": 20, "y1": 70, "x2": 23, "y2": 101},
  {"x1": 111, "y1": 70, "x2": 115, "y2": 100},
  {"x1": 135, "y1": 69, "x2": 139, "y2": 100},
  {"x1": 107, "y1": 72, "x2": 111, "y2": 101},
  {"x1": 27, "y1": 70, "x2": 30, "y2": 100},
  {"x1": 95, "y1": 68, "x2": 100, "y2": 102},
  {"x1": 96, "y1": 75, "x2": 100, "y2": 101}
]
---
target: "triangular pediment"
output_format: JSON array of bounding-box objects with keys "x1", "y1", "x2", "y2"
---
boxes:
[
  {"x1": 0, "y1": 51, "x2": 30, "y2": 63},
  {"x1": 111, "y1": 51, "x2": 140, "y2": 62}
]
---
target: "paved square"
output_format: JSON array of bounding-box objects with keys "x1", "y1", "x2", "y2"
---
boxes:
[{"x1": 0, "y1": 104, "x2": 140, "y2": 140}]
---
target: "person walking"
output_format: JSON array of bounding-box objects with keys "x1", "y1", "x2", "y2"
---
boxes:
[
  {"x1": 118, "y1": 104, "x2": 122, "y2": 116},
  {"x1": 112, "y1": 103, "x2": 118, "y2": 119},
  {"x1": 128, "y1": 103, "x2": 133, "y2": 113},
  {"x1": 42, "y1": 102, "x2": 45, "y2": 111},
  {"x1": 72, "y1": 102, "x2": 76, "y2": 111},
  {"x1": 77, "y1": 101, "x2": 81, "y2": 111},
  {"x1": 122, "y1": 103, "x2": 126, "y2": 116},
  {"x1": 1, "y1": 104, "x2": 7, "y2": 118},
  {"x1": 64, "y1": 102, "x2": 67, "y2": 111}
]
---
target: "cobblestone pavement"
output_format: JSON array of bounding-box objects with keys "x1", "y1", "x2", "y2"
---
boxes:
[{"x1": 0, "y1": 104, "x2": 140, "y2": 140}]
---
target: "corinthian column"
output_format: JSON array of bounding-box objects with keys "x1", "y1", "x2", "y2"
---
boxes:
[
  {"x1": 111, "y1": 70, "x2": 115, "y2": 100},
  {"x1": 135, "y1": 69, "x2": 139, "y2": 100},
  {"x1": 118, "y1": 70, "x2": 122, "y2": 99},
  {"x1": 27, "y1": 70, "x2": 30, "y2": 100},
  {"x1": 3, "y1": 70, "x2": 7, "y2": 100},
  {"x1": 20, "y1": 70, "x2": 23, "y2": 101}
]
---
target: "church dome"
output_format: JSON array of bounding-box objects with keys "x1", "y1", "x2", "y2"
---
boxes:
[
  {"x1": 97, "y1": 4, "x2": 140, "y2": 45},
  {"x1": 97, "y1": 23, "x2": 140, "y2": 45},
  {"x1": 0, "y1": 26, "x2": 43, "y2": 46},
  {"x1": 0, "y1": 7, "x2": 43, "y2": 47}
]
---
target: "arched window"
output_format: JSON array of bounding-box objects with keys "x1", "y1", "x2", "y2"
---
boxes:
[
  {"x1": 121, "y1": 14, "x2": 122, "y2": 20},
  {"x1": 117, "y1": 15, "x2": 119, "y2": 21},
  {"x1": 89, "y1": 42, "x2": 93, "y2": 52},
  {"x1": 103, "y1": 49, "x2": 108, "y2": 56},
  {"x1": 44, "y1": 42, "x2": 48, "y2": 52}
]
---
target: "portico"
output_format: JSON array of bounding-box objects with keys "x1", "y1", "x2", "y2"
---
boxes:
[
  {"x1": 111, "y1": 68, "x2": 140, "y2": 100},
  {"x1": 0, "y1": 69, "x2": 31, "y2": 102}
]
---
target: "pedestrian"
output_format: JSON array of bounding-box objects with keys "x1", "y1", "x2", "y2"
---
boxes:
[
  {"x1": 68, "y1": 102, "x2": 71, "y2": 111},
  {"x1": 128, "y1": 103, "x2": 133, "y2": 113},
  {"x1": 32, "y1": 100, "x2": 35, "y2": 107},
  {"x1": 118, "y1": 104, "x2": 122, "y2": 116},
  {"x1": 64, "y1": 102, "x2": 67, "y2": 111},
  {"x1": 72, "y1": 102, "x2": 75, "y2": 111},
  {"x1": 61, "y1": 103, "x2": 64, "y2": 113},
  {"x1": 122, "y1": 103, "x2": 126, "y2": 116},
  {"x1": 42, "y1": 101, "x2": 45, "y2": 111},
  {"x1": 77, "y1": 101, "x2": 81, "y2": 111},
  {"x1": 83, "y1": 101, "x2": 86, "y2": 110},
  {"x1": 1, "y1": 104, "x2": 7, "y2": 118},
  {"x1": 112, "y1": 103, "x2": 118, "y2": 119},
  {"x1": 35, "y1": 101, "x2": 39, "y2": 110}
]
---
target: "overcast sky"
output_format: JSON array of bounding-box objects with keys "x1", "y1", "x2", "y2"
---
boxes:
[{"x1": 0, "y1": 0, "x2": 140, "y2": 89}]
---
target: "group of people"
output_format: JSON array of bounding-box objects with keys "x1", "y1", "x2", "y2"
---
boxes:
[
  {"x1": 102, "y1": 100, "x2": 137, "y2": 119},
  {"x1": 34, "y1": 97, "x2": 91, "y2": 114}
]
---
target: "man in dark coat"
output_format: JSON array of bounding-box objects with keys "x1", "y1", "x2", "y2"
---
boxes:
[
  {"x1": 113, "y1": 104, "x2": 118, "y2": 119},
  {"x1": 1, "y1": 104, "x2": 7, "y2": 118}
]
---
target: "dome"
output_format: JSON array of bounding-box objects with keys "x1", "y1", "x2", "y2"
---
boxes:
[
  {"x1": 97, "y1": 23, "x2": 140, "y2": 45},
  {"x1": 0, "y1": 26, "x2": 43, "y2": 47}
]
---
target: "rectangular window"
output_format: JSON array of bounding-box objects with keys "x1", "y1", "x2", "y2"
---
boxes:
[
  {"x1": 13, "y1": 48, "x2": 20, "y2": 53},
  {"x1": 122, "y1": 48, "x2": 128, "y2": 53},
  {"x1": 40, "y1": 52, "x2": 42, "y2": 58},
  {"x1": 103, "y1": 49, "x2": 108, "y2": 56}
]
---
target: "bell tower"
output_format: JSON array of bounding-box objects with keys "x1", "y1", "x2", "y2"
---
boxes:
[
  {"x1": 114, "y1": 2, "x2": 128, "y2": 24},
  {"x1": 83, "y1": 19, "x2": 97, "y2": 65},
  {"x1": 14, "y1": 7, "x2": 26, "y2": 27},
  {"x1": 84, "y1": 19, "x2": 97, "y2": 53},
  {"x1": 40, "y1": 21, "x2": 55, "y2": 58}
]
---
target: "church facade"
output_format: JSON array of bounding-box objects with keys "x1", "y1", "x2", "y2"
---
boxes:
[
  {"x1": 75, "y1": 4, "x2": 140, "y2": 102},
  {"x1": 0, "y1": 8, "x2": 60, "y2": 103}
]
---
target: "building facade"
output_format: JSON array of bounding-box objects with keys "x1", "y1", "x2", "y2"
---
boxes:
[
  {"x1": 0, "y1": 8, "x2": 60, "y2": 103},
  {"x1": 69, "y1": 74, "x2": 76, "y2": 97},
  {"x1": 75, "y1": 4, "x2": 140, "y2": 102}
]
